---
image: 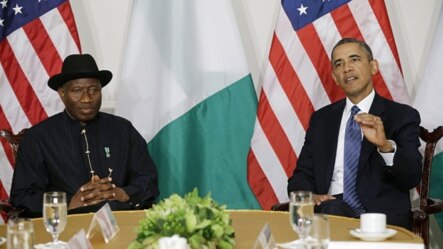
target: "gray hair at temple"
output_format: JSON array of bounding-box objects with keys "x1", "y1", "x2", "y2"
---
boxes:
[{"x1": 331, "y1": 38, "x2": 374, "y2": 63}]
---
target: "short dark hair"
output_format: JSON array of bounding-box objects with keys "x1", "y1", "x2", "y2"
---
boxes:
[{"x1": 331, "y1": 38, "x2": 373, "y2": 62}]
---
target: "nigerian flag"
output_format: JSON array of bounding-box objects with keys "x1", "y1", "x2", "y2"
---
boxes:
[
  {"x1": 115, "y1": 0, "x2": 260, "y2": 209},
  {"x1": 413, "y1": 5, "x2": 443, "y2": 248}
]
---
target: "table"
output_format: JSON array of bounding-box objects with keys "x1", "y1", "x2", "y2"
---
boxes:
[{"x1": 0, "y1": 210, "x2": 423, "y2": 248}]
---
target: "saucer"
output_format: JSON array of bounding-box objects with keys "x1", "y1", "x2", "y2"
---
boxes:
[
  {"x1": 276, "y1": 239, "x2": 304, "y2": 249},
  {"x1": 350, "y1": 228, "x2": 397, "y2": 241}
]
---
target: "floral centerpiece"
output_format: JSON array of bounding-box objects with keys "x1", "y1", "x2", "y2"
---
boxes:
[{"x1": 128, "y1": 189, "x2": 235, "y2": 249}]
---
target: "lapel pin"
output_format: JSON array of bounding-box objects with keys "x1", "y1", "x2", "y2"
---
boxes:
[{"x1": 104, "y1": 147, "x2": 111, "y2": 158}]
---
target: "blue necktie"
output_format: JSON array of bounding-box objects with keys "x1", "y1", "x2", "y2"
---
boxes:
[{"x1": 343, "y1": 106, "x2": 365, "y2": 215}]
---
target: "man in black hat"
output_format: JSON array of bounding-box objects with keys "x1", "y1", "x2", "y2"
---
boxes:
[{"x1": 10, "y1": 54, "x2": 159, "y2": 217}]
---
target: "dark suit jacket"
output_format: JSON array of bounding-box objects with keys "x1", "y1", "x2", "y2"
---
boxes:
[{"x1": 287, "y1": 94, "x2": 422, "y2": 229}]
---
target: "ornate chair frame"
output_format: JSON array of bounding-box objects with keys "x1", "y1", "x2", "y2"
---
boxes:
[{"x1": 0, "y1": 128, "x2": 28, "y2": 219}]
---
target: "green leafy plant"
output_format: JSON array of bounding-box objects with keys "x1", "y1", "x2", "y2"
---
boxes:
[{"x1": 128, "y1": 189, "x2": 235, "y2": 249}]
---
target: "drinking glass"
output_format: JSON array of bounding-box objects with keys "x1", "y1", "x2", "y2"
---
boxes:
[
  {"x1": 305, "y1": 214, "x2": 330, "y2": 249},
  {"x1": 7, "y1": 218, "x2": 34, "y2": 249},
  {"x1": 289, "y1": 191, "x2": 314, "y2": 242},
  {"x1": 43, "y1": 191, "x2": 68, "y2": 248}
]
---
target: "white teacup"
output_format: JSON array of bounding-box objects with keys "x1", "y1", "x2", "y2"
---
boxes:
[{"x1": 360, "y1": 213, "x2": 386, "y2": 234}]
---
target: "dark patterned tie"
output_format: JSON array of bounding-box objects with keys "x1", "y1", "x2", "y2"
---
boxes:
[{"x1": 343, "y1": 106, "x2": 365, "y2": 215}]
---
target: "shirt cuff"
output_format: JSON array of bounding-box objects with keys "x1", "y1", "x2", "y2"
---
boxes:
[{"x1": 377, "y1": 140, "x2": 396, "y2": 166}]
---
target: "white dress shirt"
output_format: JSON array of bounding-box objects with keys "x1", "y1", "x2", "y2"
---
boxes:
[{"x1": 328, "y1": 90, "x2": 396, "y2": 195}]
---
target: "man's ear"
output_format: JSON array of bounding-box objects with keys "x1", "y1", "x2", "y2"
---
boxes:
[
  {"x1": 371, "y1": 59, "x2": 379, "y2": 75},
  {"x1": 57, "y1": 87, "x2": 65, "y2": 98}
]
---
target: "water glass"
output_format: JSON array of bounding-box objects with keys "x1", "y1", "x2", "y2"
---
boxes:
[
  {"x1": 305, "y1": 214, "x2": 330, "y2": 249},
  {"x1": 7, "y1": 218, "x2": 34, "y2": 249},
  {"x1": 289, "y1": 191, "x2": 314, "y2": 241},
  {"x1": 43, "y1": 191, "x2": 68, "y2": 248}
]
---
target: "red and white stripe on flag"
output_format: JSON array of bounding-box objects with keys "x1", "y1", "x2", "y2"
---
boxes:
[
  {"x1": 0, "y1": 0, "x2": 80, "y2": 221},
  {"x1": 247, "y1": 0, "x2": 409, "y2": 210}
]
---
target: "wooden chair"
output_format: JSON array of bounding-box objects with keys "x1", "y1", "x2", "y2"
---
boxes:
[
  {"x1": 271, "y1": 126, "x2": 443, "y2": 249},
  {"x1": 412, "y1": 126, "x2": 443, "y2": 249},
  {"x1": 271, "y1": 202, "x2": 289, "y2": 211},
  {"x1": 0, "y1": 129, "x2": 27, "y2": 163},
  {"x1": 0, "y1": 128, "x2": 28, "y2": 219}
]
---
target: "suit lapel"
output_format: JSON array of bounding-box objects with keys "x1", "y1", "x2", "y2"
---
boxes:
[
  {"x1": 358, "y1": 94, "x2": 386, "y2": 174},
  {"x1": 324, "y1": 100, "x2": 346, "y2": 182}
]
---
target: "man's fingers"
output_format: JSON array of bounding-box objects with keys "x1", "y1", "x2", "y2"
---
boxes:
[
  {"x1": 313, "y1": 194, "x2": 336, "y2": 206},
  {"x1": 81, "y1": 178, "x2": 114, "y2": 193},
  {"x1": 82, "y1": 189, "x2": 116, "y2": 203},
  {"x1": 355, "y1": 113, "x2": 382, "y2": 127},
  {"x1": 97, "y1": 177, "x2": 112, "y2": 184}
]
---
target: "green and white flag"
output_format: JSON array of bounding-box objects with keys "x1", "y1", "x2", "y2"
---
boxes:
[
  {"x1": 115, "y1": 0, "x2": 260, "y2": 209},
  {"x1": 413, "y1": 5, "x2": 443, "y2": 249}
]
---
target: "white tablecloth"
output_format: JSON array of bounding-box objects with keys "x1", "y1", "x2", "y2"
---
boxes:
[{"x1": 329, "y1": 241, "x2": 424, "y2": 249}]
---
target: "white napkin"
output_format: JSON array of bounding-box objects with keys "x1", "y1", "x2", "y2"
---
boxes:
[{"x1": 0, "y1": 237, "x2": 6, "y2": 246}]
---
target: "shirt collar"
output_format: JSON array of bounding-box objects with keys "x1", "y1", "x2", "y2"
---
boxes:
[{"x1": 345, "y1": 90, "x2": 375, "y2": 114}]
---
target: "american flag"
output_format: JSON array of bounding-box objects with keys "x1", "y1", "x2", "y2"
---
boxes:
[
  {"x1": 0, "y1": 0, "x2": 80, "y2": 221},
  {"x1": 247, "y1": 0, "x2": 409, "y2": 210}
]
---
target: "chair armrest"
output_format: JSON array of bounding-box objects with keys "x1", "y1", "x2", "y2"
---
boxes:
[
  {"x1": 271, "y1": 202, "x2": 289, "y2": 211},
  {"x1": 411, "y1": 208, "x2": 427, "y2": 236},
  {"x1": 411, "y1": 208, "x2": 427, "y2": 222},
  {"x1": 423, "y1": 198, "x2": 443, "y2": 214},
  {"x1": 0, "y1": 199, "x2": 24, "y2": 219}
]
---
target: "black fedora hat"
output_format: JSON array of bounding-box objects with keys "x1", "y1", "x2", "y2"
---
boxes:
[{"x1": 48, "y1": 54, "x2": 113, "y2": 91}]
